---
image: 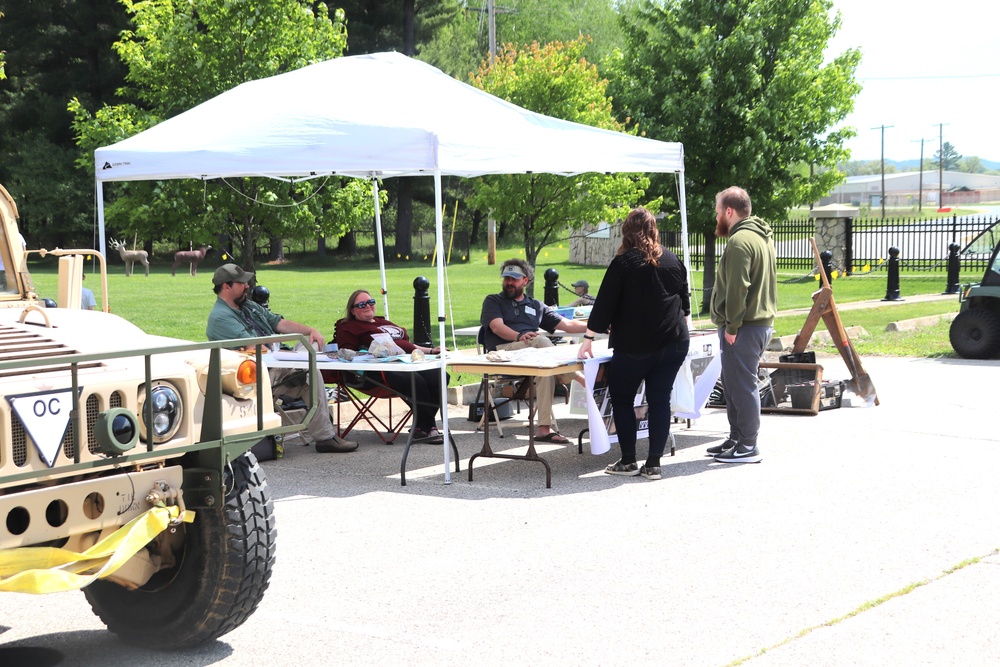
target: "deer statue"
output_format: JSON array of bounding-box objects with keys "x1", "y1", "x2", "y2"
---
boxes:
[
  {"x1": 171, "y1": 244, "x2": 213, "y2": 277},
  {"x1": 109, "y1": 238, "x2": 150, "y2": 277}
]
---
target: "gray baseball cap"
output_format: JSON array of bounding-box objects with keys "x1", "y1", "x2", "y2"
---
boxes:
[
  {"x1": 212, "y1": 263, "x2": 254, "y2": 286},
  {"x1": 571, "y1": 280, "x2": 589, "y2": 289},
  {"x1": 501, "y1": 264, "x2": 528, "y2": 279}
]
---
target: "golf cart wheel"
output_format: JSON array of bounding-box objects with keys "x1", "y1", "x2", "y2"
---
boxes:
[
  {"x1": 84, "y1": 453, "x2": 276, "y2": 649},
  {"x1": 949, "y1": 308, "x2": 1000, "y2": 359}
]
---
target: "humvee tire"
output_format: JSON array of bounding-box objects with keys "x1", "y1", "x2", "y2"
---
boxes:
[
  {"x1": 84, "y1": 453, "x2": 276, "y2": 648},
  {"x1": 949, "y1": 307, "x2": 1000, "y2": 359}
]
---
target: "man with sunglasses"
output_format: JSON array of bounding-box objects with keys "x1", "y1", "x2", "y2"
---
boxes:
[
  {"x1": 206, "y1": 263, "x2": 358, "y2": 453},
  {"x1": 481, "y1": 258, "x2": 587, "y2": 444}
]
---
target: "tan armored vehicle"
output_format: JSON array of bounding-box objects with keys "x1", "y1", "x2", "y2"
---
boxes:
[{"x1": 0, "y1": 184, "x2": 311, "y2": 648}]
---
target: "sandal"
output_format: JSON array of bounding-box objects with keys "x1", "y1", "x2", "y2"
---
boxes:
[
  {"x1": 535, "y1": 431, "x2": 570, "y2": 444},
  {"x1": 425, "y1": 428, "x2": 444, "y2": 445}
]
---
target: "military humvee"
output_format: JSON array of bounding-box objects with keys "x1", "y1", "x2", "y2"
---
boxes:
[{"x1": 0, "y1": 183, "x2": 312, "y2": 648}]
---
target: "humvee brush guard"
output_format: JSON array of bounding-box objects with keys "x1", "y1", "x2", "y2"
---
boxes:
[{"x1": 0, "y1": 184, "x2": 313, "y2": 648}]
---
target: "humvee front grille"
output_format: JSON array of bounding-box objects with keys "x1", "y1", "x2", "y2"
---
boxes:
[{"x1": 0, "y1": 324, "x2": 103, "y2": 379}]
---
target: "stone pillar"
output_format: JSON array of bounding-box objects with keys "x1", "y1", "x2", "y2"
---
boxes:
[{"x1": 809, "y1": 204, "x2": 859, "y2": 274}]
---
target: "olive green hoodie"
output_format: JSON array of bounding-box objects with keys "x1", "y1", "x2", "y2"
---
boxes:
[{"x1": 710, "y1": 215, "x2": 778, "y2": 335}]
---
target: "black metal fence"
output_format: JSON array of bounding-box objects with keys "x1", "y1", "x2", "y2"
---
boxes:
[
  {"x1": 663, "y1": 215, "x2": 998, "y2": 273},
  {"x1": 848, "y1": 215, "x2": 997, "y2": 273}
]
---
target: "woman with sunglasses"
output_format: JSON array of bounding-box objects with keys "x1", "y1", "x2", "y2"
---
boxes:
[{"x1": 335, "y1": 290, "x2": 447, "y2": 444}]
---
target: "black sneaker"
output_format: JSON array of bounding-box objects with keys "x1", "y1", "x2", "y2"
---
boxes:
[
  {"x1": 714, "y1": 443, "x2": 762, "y2": 463},
  {"x1": 706, "y1": 439, "x2": 737, "y2": 456}
]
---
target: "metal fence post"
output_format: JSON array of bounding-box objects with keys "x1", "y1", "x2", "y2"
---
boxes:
[
  {"x1": 543, "y1": 268, "x2": 560, "y2": 306},
  {"x1": 882, "y1": 247, "x2": 904, "y2": 301},
  {"x1": 412, "y1": 276, "x2": 432, "y2": 347},
  {"x1": 943, "y1": 242, "x2": 961, "y2": 294}
]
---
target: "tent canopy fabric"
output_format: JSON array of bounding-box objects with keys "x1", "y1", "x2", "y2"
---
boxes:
[{"x1": 95, "y1": 51, "x2": 684, "y2": 182}]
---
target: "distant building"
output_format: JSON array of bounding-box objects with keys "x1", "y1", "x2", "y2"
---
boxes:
[{"x1": 821, "y1": 171, "x2": 1000, "y2": 207}]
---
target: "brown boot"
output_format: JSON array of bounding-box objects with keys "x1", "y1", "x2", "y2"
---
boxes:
[{"x1": 315, "y1": 434, "x2": 358, "y2": 453}]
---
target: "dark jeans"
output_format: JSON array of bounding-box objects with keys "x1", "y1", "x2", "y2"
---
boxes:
[
  {"x1": 381, "y1": 369, "x2": 449, "y2": 432},
  {"x1": 608, "y1": 339, "x2": 689, "y2": 465}
]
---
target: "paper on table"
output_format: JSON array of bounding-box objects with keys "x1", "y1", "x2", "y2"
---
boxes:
[{"x1": 271, "y1": 349, "x2": 311, "y2": 362}]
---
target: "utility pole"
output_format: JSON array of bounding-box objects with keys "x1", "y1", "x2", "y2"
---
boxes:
[
  {"x1": 872, "y1": 124, "x2": 893, "y2": 218},
  {"x1": 934, "y1": 123, "x2": 949, "y2": 211},
  {"x1": 911, "y1": 137, "x2": 931, "y2": 212}
]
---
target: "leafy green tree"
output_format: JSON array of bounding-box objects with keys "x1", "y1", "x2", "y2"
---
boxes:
[
  {"x1": 468, "y1": 39, "x2": 653, "y2": 289},
  {"x1": 421, "y1": 0, "x2": 624, "y2": 82},
  {"x1": 957, "y1": 156, "x2": 985, "y2": 174},
  {"x1": 933, "y1": 142, "x2": 962, "y2": 171},
  {"x1": 610, "y1": 0, "x2": 860, "y2": 304},
  {"x1": 0, "y1": 1, "x2": 130, "y2": 249},
  {"x1": 70, "y1": 0, "x2": 374, "y2": 270}
]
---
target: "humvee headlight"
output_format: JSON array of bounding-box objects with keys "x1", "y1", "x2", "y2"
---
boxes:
[
  {"x1": 96, "y1": 408, "x2": 139, "y2": 455},
  {"x1": 236, "y1": 359, "x2": 257, "y2": 385},
  {"x1": 139, "y1": 383, "x2": 183, "y2": 444}
]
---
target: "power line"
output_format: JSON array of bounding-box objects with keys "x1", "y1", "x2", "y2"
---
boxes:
[{"x1": 860, "y1": 73, "x2": 1000, "y2": 81}]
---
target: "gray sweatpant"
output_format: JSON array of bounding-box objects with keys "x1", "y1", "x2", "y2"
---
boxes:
[{"x1": 718, "y1": 325, "x2": 773, "y2": 448}]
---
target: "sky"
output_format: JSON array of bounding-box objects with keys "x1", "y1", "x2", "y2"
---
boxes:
[{"x1": 826, "y1": 0, "x2": 1000, "y2": 163}]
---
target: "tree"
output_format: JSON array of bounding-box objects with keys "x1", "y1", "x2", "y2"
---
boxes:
[
  {"x1": 70, "y1": 0, "x2": 375, "y2": 270},
  {"x1": 957, "y1": 155, "x2": 985, "y2": 174},
  {"x1": 0, "y1": 1, "x2": 130, "y2": 249},
  {"x1": 610, "y1": 0, "x2": 860, "y2": 305},
  {"x1": 420, "y1": 0, "x2": 624, "y2": 82},
  {"x1": 933, "y1": 142, "x2": 962, "y2": 171},
  {"x1": 468, "y1": 39, "x2": 653, "y2": 291}
]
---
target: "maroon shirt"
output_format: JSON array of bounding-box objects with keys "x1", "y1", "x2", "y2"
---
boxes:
[{"x1": 335, "y1": 316, "x2": 417, "y2": 353}]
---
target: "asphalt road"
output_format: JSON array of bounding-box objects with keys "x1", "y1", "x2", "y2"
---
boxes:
[{"x1": 2, "y1": 354, "x2": 998, "y2": 666}]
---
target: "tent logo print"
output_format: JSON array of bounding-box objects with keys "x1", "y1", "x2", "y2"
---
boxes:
[{"x1": 102, "y1": 162, "x2": 113, "y2": 170}]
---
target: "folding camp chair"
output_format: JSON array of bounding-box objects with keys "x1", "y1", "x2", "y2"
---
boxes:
[{"x1": 320, "y1": 368, "x2": 413, "y2": 443}]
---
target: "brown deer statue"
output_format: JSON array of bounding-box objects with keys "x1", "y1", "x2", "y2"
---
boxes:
[
  {"x1": 109, "y1": 238, "x2": 150, "y2": 277},
  {"x1": 171, "y1": 244, "x2": 213, "y2": 276}
]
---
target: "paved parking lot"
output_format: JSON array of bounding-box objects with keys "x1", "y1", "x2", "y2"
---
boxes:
[{"x1": 2, "y1": 354, "x2": 998, "y2": 666}]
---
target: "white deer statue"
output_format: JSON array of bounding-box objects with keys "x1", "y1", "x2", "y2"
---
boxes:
[
  {"x1": 171, "y1": 244, "x2": 213, "y2": 277},
  {"x1": 109, "y1": 238, "x2": 150, "y2": 277}
]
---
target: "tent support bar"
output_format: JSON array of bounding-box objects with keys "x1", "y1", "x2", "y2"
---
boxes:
[
  {"x1": 434, "y1": 169, "x2": 451, "y2": 484},
  {"x1": 371, "y1": 177, "x2": 389, "y2": 320}
]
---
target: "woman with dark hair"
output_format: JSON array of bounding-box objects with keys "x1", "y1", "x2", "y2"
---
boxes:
[
  {"x1": 577, "y1": 207, "x2": 691, "y2": 480},
  {"x1": 335, "y1": 290, "x2": 447, "y2": 444}
]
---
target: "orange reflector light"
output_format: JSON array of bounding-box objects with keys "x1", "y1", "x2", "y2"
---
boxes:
[{"x1": 237, "y1": 359, "x2": 257, "y2": 385}]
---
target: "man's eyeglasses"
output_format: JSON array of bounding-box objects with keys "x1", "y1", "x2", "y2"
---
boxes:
[{"x1": 352, "y1": 299, "x2": 377, "y2": 309}]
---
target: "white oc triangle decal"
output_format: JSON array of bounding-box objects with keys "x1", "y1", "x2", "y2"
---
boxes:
[{"x1": 8, "y1": 388, "x2": 80, "y2": 468}]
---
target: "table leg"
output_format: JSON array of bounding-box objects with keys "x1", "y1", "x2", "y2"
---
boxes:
[
  {"x1": 400, "y1": 371, "x2": 460, "y2": 486},
  {"x1": 468, "y1": 373, "x2": 551, "y2": 488}
]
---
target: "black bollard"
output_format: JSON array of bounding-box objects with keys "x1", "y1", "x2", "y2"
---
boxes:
[
  {"x1": 943, "y1": 242, "x2": 961, "y2": 294},
  {"x1": 543, "y1": 268, "x2": 560, "y2": 307},
  {"x1": 882, "y1": 246, "x2": 904, "y2": 301},
  {"x1": 820, "y1": 250, "x2": 834, "y2": 287},
  {"x1": 412, "y1": 276, "x2": 433, "y2": 347}
]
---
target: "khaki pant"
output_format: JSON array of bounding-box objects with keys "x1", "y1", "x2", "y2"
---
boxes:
[
  {"x1": 496, "y1": 335, "x2": 576, "y2": 429},
  {"x1": 269, "y1": 366, "x2": 337, "y2": 441}
]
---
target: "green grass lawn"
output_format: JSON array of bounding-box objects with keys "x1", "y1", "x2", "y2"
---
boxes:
[{"x1": 27, "y1": 242, "x2": 974, "y2": 377}]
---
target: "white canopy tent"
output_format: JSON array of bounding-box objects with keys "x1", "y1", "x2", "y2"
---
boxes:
[{"x1": 94, "y1": 51, "x2": 688, "y2": 483}]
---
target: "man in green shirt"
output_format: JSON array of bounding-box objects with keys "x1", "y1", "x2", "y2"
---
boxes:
[{"x1": 206, "y1": 263, "x2": 357, "y2": 453}]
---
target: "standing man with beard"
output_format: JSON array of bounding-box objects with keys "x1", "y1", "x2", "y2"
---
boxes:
[
  {"x1": 708, "y1": 187, "x2": 777, "y2": 464},
  {"x1": 481, "y1": 258, "x2": 587, "y2": 443},
  {"x1": 206, "y1": 263, "x2": 358, "y2": 453}
]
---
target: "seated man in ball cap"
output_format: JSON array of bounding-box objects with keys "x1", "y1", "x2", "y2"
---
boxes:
[
  {"x1": 480, "y1": 258, "x2": 587, "y2": 443},
  {"x1": 205, "y1": 263, "x2": 357, "y2": 453},
  {"x1": 567, "y1": 279, "x2": 595, "y2": 307}
]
